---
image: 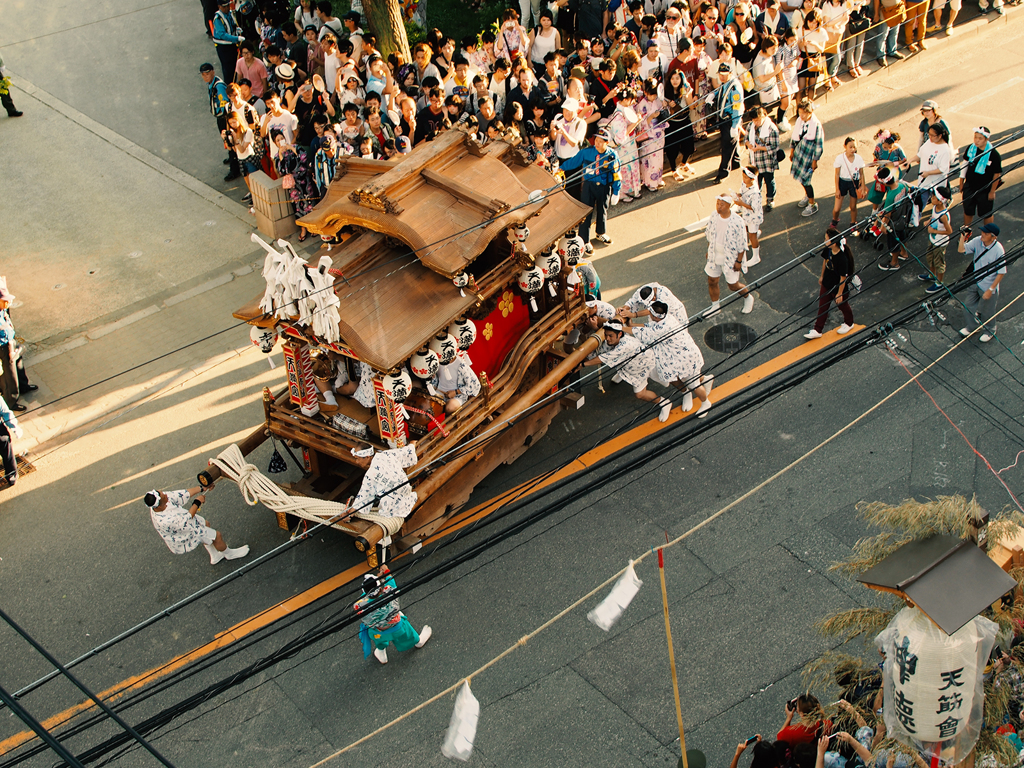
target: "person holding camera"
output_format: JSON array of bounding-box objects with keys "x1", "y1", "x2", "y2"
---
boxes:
[
  {"x1": 144, "y1": 485, "x2": 249, "y2": 564},
  {"x1": 777, "y1": 694, "x2": 825, "y2": 745},
  {"x1": 959, "y1": 223, "x2": 1007, "y2": 343}
]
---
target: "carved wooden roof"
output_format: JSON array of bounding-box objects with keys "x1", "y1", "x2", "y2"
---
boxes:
[{"x1": 297, "y1": 130, "x2": 590, "y2": 277}]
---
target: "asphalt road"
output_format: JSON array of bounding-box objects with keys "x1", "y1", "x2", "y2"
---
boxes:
[{"x1": 3, "y1": 5, "x2": 1024, "y2": 768}]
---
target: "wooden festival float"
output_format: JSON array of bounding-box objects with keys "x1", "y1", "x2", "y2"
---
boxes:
[{"x1": 214, "y1": 129, "x2": 599, "y2": 566}]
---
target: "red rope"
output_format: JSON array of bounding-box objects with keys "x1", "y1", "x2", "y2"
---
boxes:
[
  {"x1": 887, "y1": 347, "x2": 1024, "y2": 513},
  {"x1": 401, "y1": 404, "x2": 450, "y2": 437}
]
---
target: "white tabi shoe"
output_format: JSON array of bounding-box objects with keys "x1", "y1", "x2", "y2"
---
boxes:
[
  {"x1": 682, "y1": 391, "x2": 693, "y2": 411},
  {"x1": 746, "y1": 253, "x2": 761, "y2": 267},
  {"x1": 611, "y1": 372, "x2": 623, "y2": 383},
  {"x1": 374, "y1": 647, "x2": 388, "y2": 664},
  {"x1": 204, "y1": 543, "x2": 225, "y2": 565},
  {"x1": 416, "y1": 625, "x2": 432, "y2": 648},
  {"x1": 223, "y1": 545, "x2": 250, "y2": 560},
  {"x1": 741, "y1": 294, "x2": 755, "y2": 314},
  {"x1": 658, "y1": 399, "x2": 672, "y2": 422},
  {"x1": 696, "y1": 399, "x2": 713, "y2": 418},
  {"x1": 701, "y1": 374, "x2": 714, "y2": 397}
]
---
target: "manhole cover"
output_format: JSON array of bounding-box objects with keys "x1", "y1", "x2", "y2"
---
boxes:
[{"x1": 704, "y1": 322, "x2": 758, "y2": 353}]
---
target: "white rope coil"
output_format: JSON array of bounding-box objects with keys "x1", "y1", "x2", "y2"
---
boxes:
[
  {"x1": 209, "y1": 444, "x2": 406, "y2": 538},
  {"x1": 210, "y1": 444, "x2": 351, "y2": 521}
]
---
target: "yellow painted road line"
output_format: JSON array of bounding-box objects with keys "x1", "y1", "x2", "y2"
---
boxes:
[{"x1": 0, "y1": 326, "x2": 859, "y2": 756}]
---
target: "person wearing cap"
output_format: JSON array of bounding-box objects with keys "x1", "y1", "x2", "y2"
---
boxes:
[
  {"x1": 0, "y1": 393, "x2": 23, "y2": 488},
  {"x1": 145, "y1": 484, "x2": 249, "y2": 564},
  {"x1": 917, "y1": 185, "x2": 953, "y2": 294},
  {"x1": 917, "y1": 101, "x2": 950, "y2": 150},
  {"x1": 733, "y1": 165, "x2": 764, "y2": 269},
  {"x1": 805, "y1": 226, "x2": 855, "y2": 339},
  {"x1": 342, "y1": 11, "x2": 365, "y2": 65},
  {"x1": 705, "y1": 196, "x2": 756, "y2": 314},
  {"x1": 622, "y1": 301, "x2": 715, "y2": 417},
  {"x1": 711, "y1": 61, "x2": 744, "y2": 183},
  {"x1": 212, "y1": 0, "x2": 244, "y2": 82},
  {"x1": 0, "y1": 279, "x2": 37, "y2": 412},
  {"x1": 584, "y1": 320, "x2": 675, "y2": 422},
  {"x1": 559, "y1": 129, "x2": 621, "y2": 252},
  {"x1": 959, "y1": 127, "x2": 1001, "y2": 228},
  {"x1": 355, "y1": 564, "x2": 431, "y2": 665},
  {"x1": 201, "y1": 63, "x2": 242, "y2": 181},
  {"x1": 959, "y1": 223, "x2": 1007, "y2": 342}
]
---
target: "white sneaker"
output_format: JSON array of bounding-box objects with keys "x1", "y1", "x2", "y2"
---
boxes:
[
  {"x1": 797, "y1": 196, "x2": 809, "y2": 208},
  {"x1": 223, "y1": 545, "x2": 250, "y2": 560},
  {"x1": 803, "y1": 329, "x2": 822, "y2": 340},
  {"x1": 682, "y1": 391, "x2": 693, "y2": 411},
  {"x1": 980, "y1": 333, "x2": 994, "y2": 343},
  {"x1": 741, "y1": 294, "x2": 755, "y2": 314},
  {"x1": 584, "y1": 242, "x2": 594, "y2": 254},
  {"x1": 204, "y1": 543, "x2": 225, "y2": 565},
  {"x1": 696, "y1": 399, "x2": 712, "y2": 418},
  {"x1": 658, "y1": 399, "x2": 672, "y2": 422},
  {"x1": 746, "y1": 254, "x2": 761, "y2": 267},
  {"x1": 415, "y1": 625, "x2": 432, "y2": 648},
  {"x1": 779, "y1": 118, "x2": 792, "y2": 132},
  {"x1": 837, "y1": 323, "x2": 853, "y2": 335},
  {"x1": 611, "y1": 372, "x2": 623, "y2": 384},
  {"x1": 701, "y1": 374, "x2": 714, "y2": 397},
  {"x1": 374, "y1": 647, "x2": 388, "y2": 664}
]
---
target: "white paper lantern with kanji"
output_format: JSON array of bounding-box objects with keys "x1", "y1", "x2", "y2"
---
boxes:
[
  {"x1": 508, "y1": 223, "x2": 530, "y2": 244},
  {"x1": 518, "y1": 266, "x2": 545, "y2": 312},
  {"x1": 409, "y1": 347, "x2": 439, "y2": 379},
  {"x1": 429, "y1": 332, "x2": 459, "y2": 365},
  {"x1": 249, "y1": 325, "x2": 278, "y2": 353},
  {"x1": 875, "y1": 606, "x2": 997, "y2": 766},
  {"x1": 448, "y1": 319, "x2": 476, "y2": 351},
  {"x1": 382, "y1": 368, "x2": 413, "y2": 403},
  {"x1": 559, "y1": 231, "x2": 585, "y2": 266},
  {"x1": 540, "y1": 250, "x2": 561, "y2": 297}
]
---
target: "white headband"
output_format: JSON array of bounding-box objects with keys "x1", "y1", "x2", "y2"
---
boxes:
[
  {"x1": 973, "y1": 126, "x2": 991, "y2": 138},
  {"x1": 742, "y1": 167, "x2": 757, "y2": 179},
  {"x1": 351, "y1": 445, "x2": 375, "y2": 458},
  {"x1": 716, "y1": 195, "x2": 733, "y2": 204},
  {"x1": 604, "y1": 320, "x2": 624, "y2": 332},
  {"x1": 145, "y1": 490, "x2": 161, "y2": 508},
  {"x1": 933, "y1": 187, "x2": 948, "y2": 203},
  {"x1": 585, "y1": 299, "x2": 598, "y2": 307}
]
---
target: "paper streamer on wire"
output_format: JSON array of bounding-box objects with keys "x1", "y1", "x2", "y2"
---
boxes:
[
  {"x1": 441, "y1": 681, "x2": 480, "y2": 762},
  {"x1": 587, "y1": 560, "x2": 643, "y2": 631}
]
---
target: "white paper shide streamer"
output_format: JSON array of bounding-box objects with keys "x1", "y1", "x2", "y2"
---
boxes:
[
  {"x1": 587, "y1": 560, "x2": 643, "y2": 631},
  {"x1": 441, "y1": 681, "x2": 480, "y2": 762}
]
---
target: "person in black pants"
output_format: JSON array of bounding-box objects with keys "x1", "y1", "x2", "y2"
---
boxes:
[
  {"x1": 804, "y1": 226, "x2": 855, "y2": 339},
  {"x1": 0, "y1": 395, "x2": 22, "y2": 487},
  {"x1": 0, "y1": 280, "x2": 38, "y2": 412},
  {"x1": 712, "y1": 63, "x2": 744, "y2": 183}
]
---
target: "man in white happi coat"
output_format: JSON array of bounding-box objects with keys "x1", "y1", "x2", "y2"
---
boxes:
[
  {"x1": 429, "y1": 354, "x2": 481, "y2": 414},
  {"x1": 145, "y1": 485, "x2": 249, "y2": 564},
  {"x1": 619, "y1": 283, "x2": 689, "y2": 325},
  {"x1": 623, "y1": 301, "x2": 714, "y2": 418},
  {"x1": 705, "y1": 196, "x2": 755, "y2": 315},
  {"x1": 348, "y1": 443, "x2": 419, "y2": 519},
  {"x1": 583, "y1": 320, "x2": 675, "y2": 422}
]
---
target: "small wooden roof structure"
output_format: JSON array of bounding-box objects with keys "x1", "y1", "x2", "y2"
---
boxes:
[
  {"x1": 297, "y1": 130, "x2": 590, "y2": 277},
  {"x1": 239, "y1": 131, "x2": 590, "y2": 372},
  {"x1": 857, "y1": 534, "x2": 1017, "y2": 634}
]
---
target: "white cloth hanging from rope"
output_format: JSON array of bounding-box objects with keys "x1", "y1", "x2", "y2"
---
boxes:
[
  {"x1": 441, "y1": 681, "x2": 480, "y2": 762},
  {"x1": 587, "y1": 561, "x2": 643, "y2": 631}
]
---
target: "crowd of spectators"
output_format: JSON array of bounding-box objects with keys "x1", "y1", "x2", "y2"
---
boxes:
[{"x1": 198, "y1": 0, "x2": 1004, "y2": 230}]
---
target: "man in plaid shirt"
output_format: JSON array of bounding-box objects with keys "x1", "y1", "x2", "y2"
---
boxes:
[{"x1": 744, "y1": 105, "x2": 781, "y2": 211}]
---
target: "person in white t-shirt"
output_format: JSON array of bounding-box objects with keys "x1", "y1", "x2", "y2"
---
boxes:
[
  {"x1": 906, "y1": 123, "x2": 952, "y2": 216},
  {"x1": 638, "y1": 39, "x2": 666, "y2": 86},
  {"x1": 831, "y1": 136, "x2": 867, "y2": 234},
  {"x1": 260, "y1": 92, "x2": 298, "y2": 160}
]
